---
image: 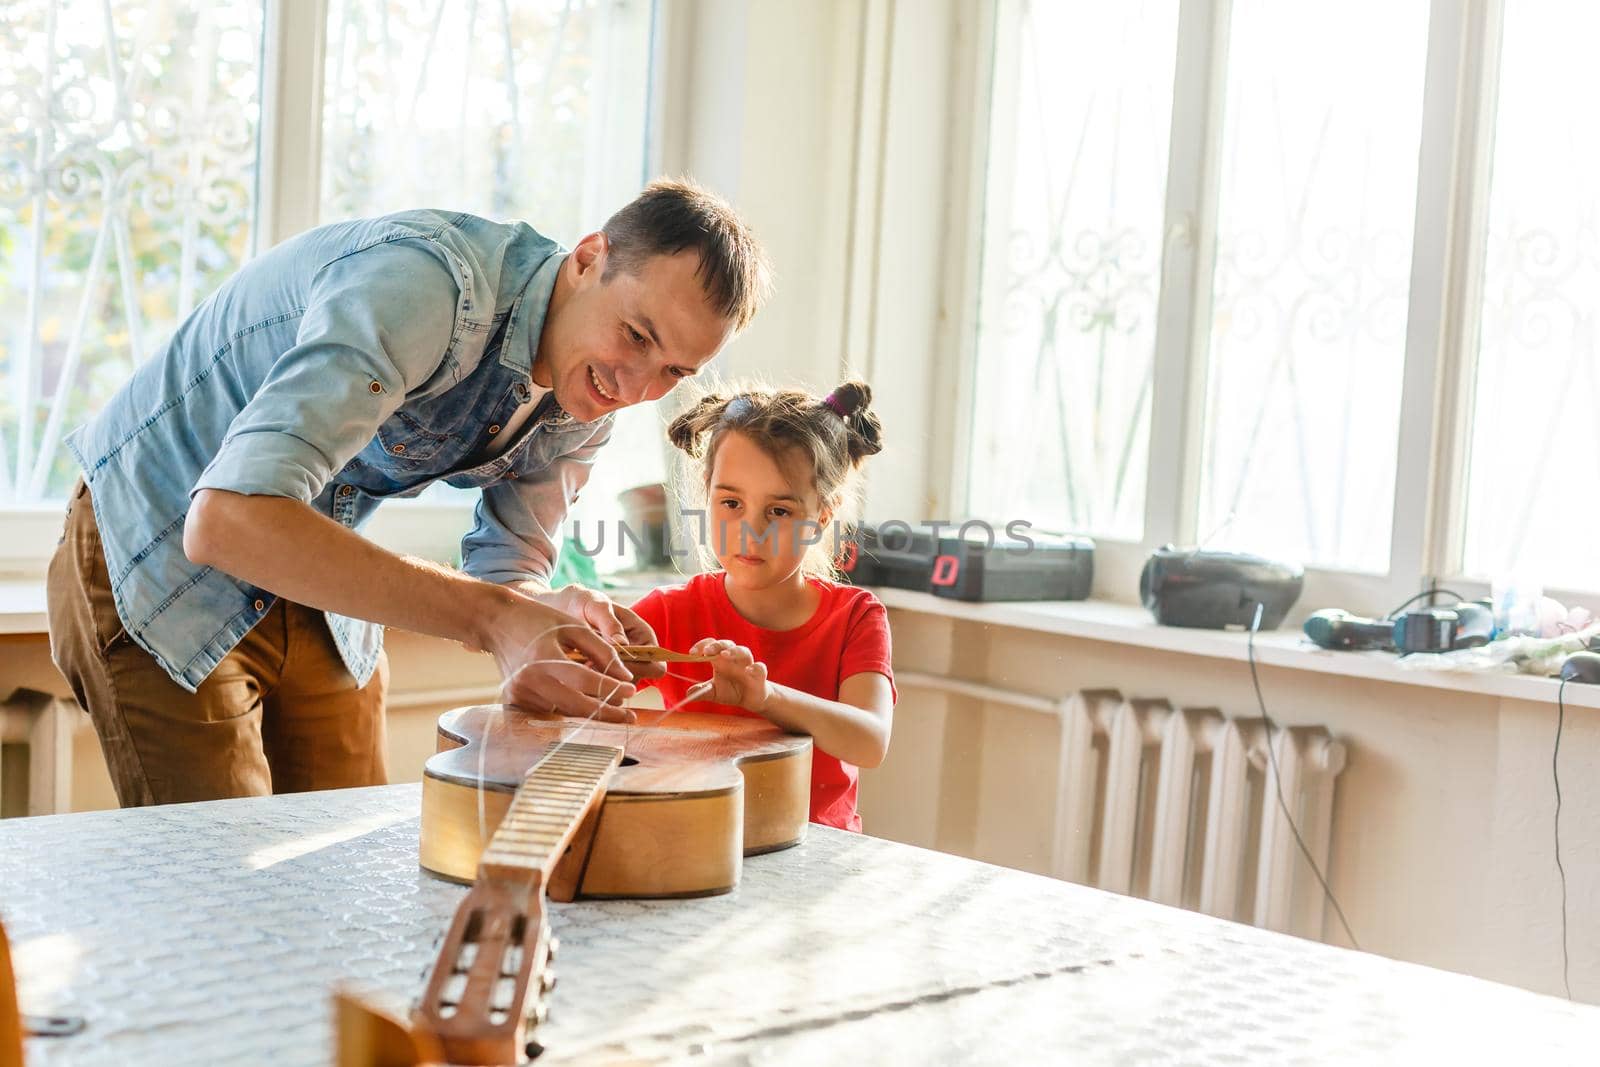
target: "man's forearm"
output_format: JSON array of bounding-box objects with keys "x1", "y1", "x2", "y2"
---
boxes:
[{"x1": 184, "y1": 489, "x2": 517, "y2": 649}]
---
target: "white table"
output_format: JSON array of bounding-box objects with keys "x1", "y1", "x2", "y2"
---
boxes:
[{"x1": 4, "y1": 785, "x2": 1598, "y2": 1066}]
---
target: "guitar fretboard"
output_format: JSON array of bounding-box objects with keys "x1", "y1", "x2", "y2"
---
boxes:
[{"x1": 478, "y1": 742, "x2": 622, "y2": 882}]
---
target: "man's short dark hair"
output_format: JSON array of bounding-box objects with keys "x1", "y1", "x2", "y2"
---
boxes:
[{"x1": 601, "y1": 177, "x2": 772, "y2": 331}]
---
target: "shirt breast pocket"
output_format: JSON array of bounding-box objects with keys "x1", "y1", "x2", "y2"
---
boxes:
[{"x1": 374, "y1": 410, "x2": 456, "y2": 463}]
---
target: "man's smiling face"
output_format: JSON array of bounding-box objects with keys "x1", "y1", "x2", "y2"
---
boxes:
[{"x1": 534, "y1": 234, "x2": 734, "y2": 422}]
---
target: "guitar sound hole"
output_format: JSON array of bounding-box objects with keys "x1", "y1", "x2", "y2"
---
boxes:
[{"x1": 619, "y1": 756, "x2": 639, "y2": 767}]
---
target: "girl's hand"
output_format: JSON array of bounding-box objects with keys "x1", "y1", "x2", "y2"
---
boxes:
[{"x1": 689, "y1": 638, "x2": 772, "y2": 714}]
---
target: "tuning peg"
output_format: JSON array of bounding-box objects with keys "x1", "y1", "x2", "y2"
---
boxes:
[
  {"x1": 546, "y1": 936, "x2": 560, "y2": 961},
  {"x1": 540, "y1": 970, "x2": 558, "y2": 994}
]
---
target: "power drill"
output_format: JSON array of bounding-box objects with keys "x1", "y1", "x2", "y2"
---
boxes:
[{"x1": 1303, "y1": 598, "x2": 1495, "y2": 654}]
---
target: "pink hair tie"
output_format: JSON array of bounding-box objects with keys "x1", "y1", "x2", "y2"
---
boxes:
[{"x1": 822, "y1": 393, "x2": 848, "y2": 418}]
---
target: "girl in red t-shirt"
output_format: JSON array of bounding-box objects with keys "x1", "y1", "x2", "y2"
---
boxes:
[{"x1": 630, "y1": 380, "x2": 896, "y2": 831}]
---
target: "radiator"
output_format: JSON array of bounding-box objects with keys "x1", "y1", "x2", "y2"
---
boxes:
[{"x1": 1053, "y1": 690, "x2": 1347, "y2": 938}]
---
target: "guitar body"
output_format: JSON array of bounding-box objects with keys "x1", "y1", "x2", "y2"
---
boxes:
[{"x1": 419, "y1": 706, "x2": 813, "y2": 898}]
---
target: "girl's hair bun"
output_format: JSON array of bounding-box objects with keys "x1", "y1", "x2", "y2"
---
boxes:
[{"x1": 824, "y1": 380, "x2": 883, "y2": 461}]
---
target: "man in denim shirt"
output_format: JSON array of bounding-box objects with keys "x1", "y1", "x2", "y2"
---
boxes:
[{"x1": 47, "y1": 179, "x2": 770, "y2": 806}]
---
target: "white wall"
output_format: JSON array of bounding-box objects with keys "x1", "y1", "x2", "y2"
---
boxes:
[{"x1": 655, "y1": 0, "x2": 860, "y2": 391}]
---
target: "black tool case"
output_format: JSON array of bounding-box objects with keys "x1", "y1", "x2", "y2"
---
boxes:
[
  {"x1": 837, "y1": 524, "x2": 938, "y2": 589},
  {"x1": 930, "y1": 535, "x2": 1095, "y2": 602}
]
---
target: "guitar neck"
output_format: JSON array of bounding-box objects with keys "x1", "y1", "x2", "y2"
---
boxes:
[
  {"x1": 414, "y1": 742, "x2": 621, "y2": 1064},
  {"x1": 479, "y1": 743, "x2": 623, "y2": 883}
]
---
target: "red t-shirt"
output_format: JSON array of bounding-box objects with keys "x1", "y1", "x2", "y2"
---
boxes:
[{"x1": 630, "y1": 573, "x2": 895, "y2": 832}]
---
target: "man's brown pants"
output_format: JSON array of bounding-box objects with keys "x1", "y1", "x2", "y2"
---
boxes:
[{"x1": 47, "y1": 481, "x2": 389, "y2": 806}]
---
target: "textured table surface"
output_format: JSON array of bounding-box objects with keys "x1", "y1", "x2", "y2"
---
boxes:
[{"x1": 4, "y1": 784, "x2": 1598, "y2": 1066}]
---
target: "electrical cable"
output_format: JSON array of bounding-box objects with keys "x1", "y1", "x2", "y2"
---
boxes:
[
  {"x1": 1384, "y1": 587, "x2": 1467, "y2": 620},
  {"x1": 1248, "y1": 603, "x2": 1361, "y2": 950}
]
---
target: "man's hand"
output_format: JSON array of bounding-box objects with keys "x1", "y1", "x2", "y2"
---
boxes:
[
  {"x1": 481, "y1": 592, "x2": 643, "y2": 722},
  {"x1": 528, "y1": 585, "x2": 667, "y2": 683},
  {"x1": 687, "y1": 638, "x2": 772, "y2": 714}
]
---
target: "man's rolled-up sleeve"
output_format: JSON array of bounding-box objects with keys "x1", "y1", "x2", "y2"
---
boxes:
[
  {"x1": 461, "y1": 422, "x2": 612, "y2": 585},
  {"x1": 192, "y1": 238, "x2": 461, "y2": 503}
]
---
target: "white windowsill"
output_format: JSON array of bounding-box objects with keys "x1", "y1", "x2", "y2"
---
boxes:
[
  {"x1": 873, "y1": 587, "x2": 1600, "y2": 712},
  {"x1": 8, "y1": 575, "x2": 1595, "y2": 712},
  {"x1": 0, "y1": 580, "x2": 47, "y2": 636}
]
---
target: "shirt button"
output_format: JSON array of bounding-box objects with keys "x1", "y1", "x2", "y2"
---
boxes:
[
  {"x1": 390, "y1": 442, "x2": 406, "y2": 454},
  {"x1": 368, "y1": 380, "x2": 382, "y2": 394},
  {"x1": 488, "y1": 424, "x2": 501, "y2": 435},
  {"x1": 254, "y1": 599, "x2": 265, "y2": 612},
  {"x1": 338, "y1": 485, "x2": 353, "y2": 497}
]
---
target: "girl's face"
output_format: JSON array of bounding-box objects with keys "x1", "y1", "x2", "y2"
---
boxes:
[{"x1": 707, "y1": 431, "x2": 827, "y2": 592}]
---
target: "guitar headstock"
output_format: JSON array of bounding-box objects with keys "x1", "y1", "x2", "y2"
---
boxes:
[
  {"x1": 410, "y1": 882, "x2": 556, "y2": 1064},
  {"x1": 407, "y1": 743, "x2": 619, "y2": 1064},
  {"x1": 334, "y1": 905, "x2": 556, "y2": 1067}
]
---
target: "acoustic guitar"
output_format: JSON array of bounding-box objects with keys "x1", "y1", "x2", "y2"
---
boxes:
[
  {"x1": 1, "y1": 920, "x2": 21, "y2": 1067},
  {"x1": 338, "y1": 669, "x2": 813, "y2": 1065},
  {"x1": 418, "y1": 704, "x2": 813, "y2": 893}
]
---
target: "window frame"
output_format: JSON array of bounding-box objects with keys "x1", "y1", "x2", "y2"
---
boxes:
[{"x1": 950, "y1": 0, "x2": 1594, "y2": 622}]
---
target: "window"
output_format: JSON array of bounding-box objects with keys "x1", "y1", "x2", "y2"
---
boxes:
[
  {"x1": 970, "y1": 0, "x2": 1180, "y2": 543},
  {"x1": 966, "y1": 1, "x2": 1598, "y2": 607},
  {"x1": 1, "y1": 0, "x2": 659, "y2": 575},
  {"x1": 317, "y1": 0, "x2": 659, "y2": 571},
  {"x1": 1462, "y1": 1, "x2": 1600, "y2": 593},
  {"x1": 320, "y1": 0, "x2": 651, "y2": 231},
  {"x1": 1197, "y1": 0, "x2": 1428, "y2": 572},
  {"x1": 1, "y1": 2, "x2": 264, "y2": 506}
]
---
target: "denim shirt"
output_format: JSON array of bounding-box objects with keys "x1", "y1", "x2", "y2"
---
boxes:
[{"x1": 66, "y1": 210, "x2": 611, "y2": 692}]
